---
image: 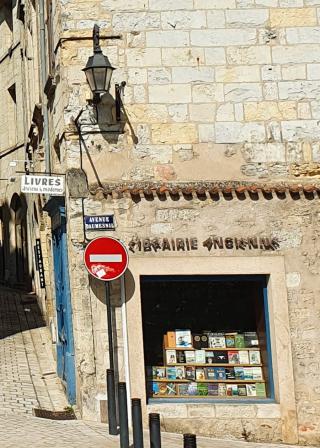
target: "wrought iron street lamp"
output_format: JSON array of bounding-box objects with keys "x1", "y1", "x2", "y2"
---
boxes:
[{"x1": 83, "y1": 24, "x2": 115, "y2": 103}]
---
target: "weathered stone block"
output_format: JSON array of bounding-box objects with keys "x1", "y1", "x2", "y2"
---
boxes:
[
  {"x1": 279, "y1": 81, "x2": 320, "y2": 100},
  {"x1": 244, "y1": 101, "x2": 297, "y2": 121},
  {"x1": 226, "y1": 9, "x2": 269, "y2": 27},
  {"x1": 146, "y1": 31, "x2": 189, "y2": 47},
  {"x1": 205, "y1": 48, "x2": 226, "y2": 65},
  {"x1": 191, "y1": 29, "x2": 257, "y2": 47},
  {"x1": 151, "y1": 123, "x2": 197, "y2": 144},
  {"x1": 161, "y1": 10, "x2": 206, "y2": 29},
  {"x1": 227, "y1": 46, "x2": 271, "y2": 65},
  {"x1": 287, "y1": 26, "x2": 320, "y2": 44},
  {"x1": 216, "y1": 65, "x2": 260, "y2": 83},
  {"x1": 192, "y1": 83, "x2": 224, "y2": 102},
  {"x1": 224, "y1": 83, "x2": 262, "y2": 102},
  {"x1": 215, "y1": 122, "x2": 266, "y2": 143},
  {"x1": 132, "y1": 145, "x2": 173, "y2": 163},
  {"x1": 172, "y1": 67, "x2": 215, "y2": 83},
  {"x1": 189, "y1": 104, "x2": 216, "y2": 122},
  {"x1": 270, "y1": 8, "x2": 317, "y2": 27},
  {"x1": 126, "y1": 48, "x2": 161, "y2": 67},
  {"x1": 215, "y1": 405, "x2": 257, "y2": 418},
  {"x1": 162, "y1": 48, "x2": 205, "y2": 66},
  {"x1": 112, "y1": 13, "x2": 160, "y2": 31},
  {"x1": 149, "y1": 84, "x2": 191, "y2": 103},
  {"x1": 272, "y1": 45, "x2": 320, "y2": 64},
  {"x1": 126, "y1": 104, "x2": 168, "y2": 123},
  {"x1": 198, "y1": 124, "x2": 215, "y2": 142}
]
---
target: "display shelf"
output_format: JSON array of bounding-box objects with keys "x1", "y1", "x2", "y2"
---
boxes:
[
  {"x1": 151, "y1": 395, "x2": 264, "y2": 399},
  {"x1": 164, "y1": 347, "x2": 260, "y2": 351},
  {"x1": 150, "y1": 379, "x2": 265, "y2": 383},
  {"x1": 164, "y1": 363, "x2": 262, "y2": 367}
]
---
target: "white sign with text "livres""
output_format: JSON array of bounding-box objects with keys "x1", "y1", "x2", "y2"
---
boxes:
[{"x1": 21, "y1": 175, "x2": 64, "y2": 195}]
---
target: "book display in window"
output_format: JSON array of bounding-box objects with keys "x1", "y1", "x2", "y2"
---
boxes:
[{"x1": 149, "y1": 330, "x2": 267, "y2": 399}]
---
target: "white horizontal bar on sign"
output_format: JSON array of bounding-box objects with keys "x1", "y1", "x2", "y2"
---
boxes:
[{"x1": 89, "y1": 254, "x2": 122, "y2": 263}]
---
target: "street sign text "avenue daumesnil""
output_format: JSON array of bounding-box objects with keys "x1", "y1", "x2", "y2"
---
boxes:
[{"x1": 21, "y1": 175, "x2": 64, "y2": 195}]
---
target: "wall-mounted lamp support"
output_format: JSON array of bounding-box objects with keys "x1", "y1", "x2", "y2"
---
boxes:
[{"x1": 115, "y1": 81, "x2": 126, "y2": 122}]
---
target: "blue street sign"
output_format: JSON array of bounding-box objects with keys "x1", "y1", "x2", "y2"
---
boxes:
[{"x1": 84, "y1": 215, "x2": 115, "y2": 231}]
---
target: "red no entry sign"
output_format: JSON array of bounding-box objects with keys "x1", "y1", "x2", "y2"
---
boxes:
[{"x1": 84, "y1": 237, "x2": 129, "y2": 281}]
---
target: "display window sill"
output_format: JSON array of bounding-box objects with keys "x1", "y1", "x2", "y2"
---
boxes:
[{"x1": 148, "y1": 398, "x2": 277, "y2": 405}]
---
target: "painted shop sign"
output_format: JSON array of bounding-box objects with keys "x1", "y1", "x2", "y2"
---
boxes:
[
  {"x1": 34, "y1": 239, "x2": 45, "y2": 288},
  {"x1": 128, "y1": 236, "x2": 279, "y2": 253},
  {"x1": 84, "y1": 215, "x2": 115, "y2": 231},
  {"x1": 21, "y1": 175, "x2": 64, "y2": 195}
]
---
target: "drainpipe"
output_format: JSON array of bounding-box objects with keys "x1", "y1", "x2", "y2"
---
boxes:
[{"x1": 39, "y1": 0, "x2": 51, "y2": 174}]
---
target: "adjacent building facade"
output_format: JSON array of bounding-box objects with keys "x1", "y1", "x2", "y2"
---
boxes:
[{"x1": 1, "y1": 0, "x2": 320, "y2": 445}]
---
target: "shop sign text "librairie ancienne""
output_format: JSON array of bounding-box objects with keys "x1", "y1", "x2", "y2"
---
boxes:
[
  {"x1": 21, "y1": 175, "x2": 64, "y2": 195},
  {"x1": 128, "y1": 236, "x2": 279, "y2": 253}
]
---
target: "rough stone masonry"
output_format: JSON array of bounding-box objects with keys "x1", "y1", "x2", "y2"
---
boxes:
[{"x1": 38, "y1": 0, "x2": 320, "y2": 446}]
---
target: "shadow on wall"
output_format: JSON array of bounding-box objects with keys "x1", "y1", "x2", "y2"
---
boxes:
[{"x1": 0, "y1": 192, "x2": 32, "y2": 291}]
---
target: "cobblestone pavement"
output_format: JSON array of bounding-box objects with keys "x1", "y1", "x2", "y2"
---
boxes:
[
  {"x1": 0, "y1": 413, "x2": 307, "y2": 448},
  {"x1": 0, "y1": 288, "x2": 68, "y2": 415}
]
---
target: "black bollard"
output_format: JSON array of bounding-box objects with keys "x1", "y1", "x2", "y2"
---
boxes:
[
  {"x1": 132, "y1": 398, "x2": 144, "y2": 448},
  {"x1": 118, "y1": 382, "x2": 129, "y2": 448},
  {"x1": 183, "y1": 433, "x2": 197, "y2": 448},
  {"x1": 107, "y1": 369, "x2": 118, "y2": 435},
  {"x1": 149, "y1": 413, "x2": 161, "y2": 448}
]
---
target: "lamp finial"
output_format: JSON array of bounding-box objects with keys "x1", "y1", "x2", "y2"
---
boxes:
[{"x1": 93, "y1": 24, "x2": 101, "y2": 53}]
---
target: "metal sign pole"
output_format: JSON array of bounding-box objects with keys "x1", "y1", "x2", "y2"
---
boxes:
[{"x1": 106, "y1": 281, "x2": 117, "y2": 435}]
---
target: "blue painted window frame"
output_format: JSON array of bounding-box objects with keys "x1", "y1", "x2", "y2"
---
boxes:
[{"x1": 143, "y1": 274, "x2": 276, "y2": 405}]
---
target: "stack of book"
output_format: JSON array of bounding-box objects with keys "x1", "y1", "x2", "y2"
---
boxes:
[{"x1": 149, "y1": 329, "x2": 267, "y2": 399}]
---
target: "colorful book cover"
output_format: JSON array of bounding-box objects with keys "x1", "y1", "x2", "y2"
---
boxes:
[
  {"x1": 237, "y1": 384, "x2": 247, "y2": 396},
  {"x1": 205, "y1": 351, "x2": 214, "y2": 364},
  {"x1": 225, "y1": 367, "x2": 235, "y2": 380},
  {"x1": 166, "y1": 350, "x2": 177, "y2": 365},
  {"x1": 197, "y1": 383, "x2": 208, "y2": 396},
  {"x1": 228, "y1": 350, "x2": 240, "y2": 364},
  {"x1": 243, "y1": 367, "x2": 253, "y2": 380},
  {"x1": 225, "y1": 333, "x2": 237, "y2": 348},
  {"x1": 159, "y1": 383, "x2": 168, "y2": 395},
  {"x1": 252, "y1": 367, "x2": 263, "y2": 380},
  {"x1": 214, "y1": 367, "x2": 226, "y2": 380},
  {"x1": 205, "y1": 367, "x2": 216, "y2": 380},
  {"x1": 195, "y1": 350, "x2": 206, "y2": 364},
  {"x1": 226, "y1": 384, "x2": 238, "y2": 396},
  {"x1": 213, "y1": 350, "x2": 228, "y2": 363},
  {"x1": 249, "y1": 350, "x2": 261, "y2": 365},
  {"x1": 234, "y1": 367, "x2": 245, "y2": 380},
  {"x1": 153, "y1": 367, "x2": 166, "y2": 379},
  {"x1": 152, "y1": 382, "x2": 160, "y2": 395},
  {"x1": 238, "y1": 350, "x2": 249, "y2": 364},
  {"x1": 244, "y1": 332, "x2": 259, "y2": 347},
  {"x1": 178, "y1": 384, "x2": 189, "y2": 396},
  {"x1": 196, "y1": 368, "x2": 206, "y2": 381},
  {"x1": 208, "y1": 383, "x2": 219, "y2": 396},
  {"x1": 176, "y1": 350, "x2": 186, "y2": 364},
  {"x1": 185, "y1": 351, "x2": 195, "y2": 364},
  {"x1": 246, "y1": 384, "x2": 257, "y2": 397},
  {"x1": 235, "y1": 334, "x2": 245, "y2": 348},
  {"x1": 256, "y1": 382, "x2": 266, "y2": 397},
  {"x1": 176, "y1": 330, "x2": 192, "y2": 347},
  {"x1": 185, "y1": 366, "x2": 195, "y2": 380},
  {"x1": 167, "y1": 331, "x2": 176, "y2": 348},
  {"x1": 187, "y1": 382, "x2": 198, "y2": 396},
  {"x1": 218, "y1": 383, "x2": 226, "y2": 396},
  {"x1": 208, "y1": 332, "x2": 226, "y2": 348},
  {"x1": 166, "y1": 383, "x2": 176, "y2": 395},
  {"x1": 167, "y1": 367, "x2": 176, "y2": 380},
  {"x1": 175, "y1": 366, "x2": 185, "y2": 379}
]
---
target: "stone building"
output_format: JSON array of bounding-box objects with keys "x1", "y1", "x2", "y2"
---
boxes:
[{"x1": 1, "y1": 0, "x2": 320, "y2": 445}]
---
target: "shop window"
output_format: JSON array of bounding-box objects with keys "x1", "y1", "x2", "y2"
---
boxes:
[{"x1": 141, "y1": 275, "x2": 274, "y2": 402}]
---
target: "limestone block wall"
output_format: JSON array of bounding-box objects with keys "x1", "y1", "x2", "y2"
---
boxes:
[
  {"x1": 65, "y1": 189, "x2": 320, "y2": 444},
  {"x1": 53, "y1": 0, "x2": 320, "y2": 184}
]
